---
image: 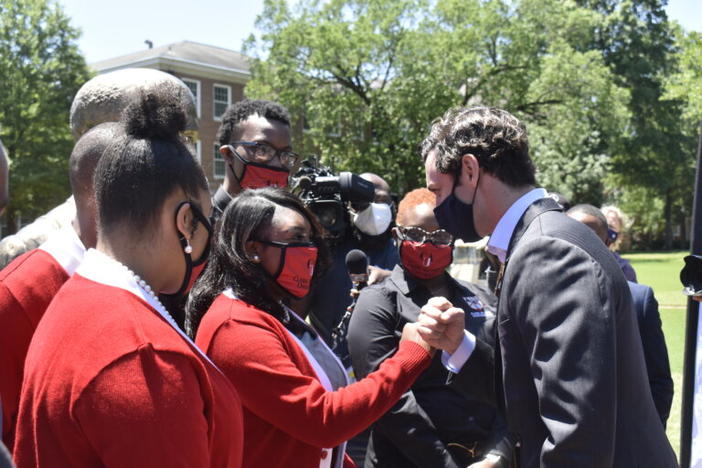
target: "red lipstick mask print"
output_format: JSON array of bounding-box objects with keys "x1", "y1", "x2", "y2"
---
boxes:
[
  {"x1": 400, "y1": 240, "x2": 453, "y2": 280},
  {"x1": 260, "y1": 241, "x2": 318, "y2": 298}
]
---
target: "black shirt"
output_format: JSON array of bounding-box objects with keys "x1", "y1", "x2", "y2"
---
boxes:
[{"x1": 347, "y1": 265, "x2": 513, "y2": 468}]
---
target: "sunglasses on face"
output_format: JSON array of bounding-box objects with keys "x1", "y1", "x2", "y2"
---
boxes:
[{"x1": 397, "y1": 226, "x2": 454, "y2": 246}]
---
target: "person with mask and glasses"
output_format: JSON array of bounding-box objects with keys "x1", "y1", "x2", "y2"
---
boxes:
[
  {"x1": 13, "y1": 90, "x2": 243, "y2": 468},
  {"x1": 186, "y1": 188, "x2": 464, "y2": 468},
  {"x1": 212, "y1": 99, "x2": 299, "y2": 219},
  {"x1": 347, "y1": 188, "x2": 513, "y2": 468}
]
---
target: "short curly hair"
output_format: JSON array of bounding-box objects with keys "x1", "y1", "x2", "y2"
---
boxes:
[
  {"x1": 396, "y1": 188, "x2": 437, "y2": 226},
  {"x1": 216, "y1": 99, "x2": 291, "y2": 146},
  {"x1": 432, "y1": 106, "x2": 536, "y2": 187}
]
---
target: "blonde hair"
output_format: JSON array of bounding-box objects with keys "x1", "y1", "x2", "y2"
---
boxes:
[{"x1": 600, "y1": 205, "x2": 631, "y2": 251}]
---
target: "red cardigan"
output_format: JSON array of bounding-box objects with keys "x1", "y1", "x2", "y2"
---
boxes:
[
  {"x1": 195, "y1": 294, "x2": 432, "y2": 468},
  {"x1": 13, "y1": 272, "x2": 243, "y2": 468},
  {"x1": 0, "y1": 249, "x2": 70, "y2": 449}
]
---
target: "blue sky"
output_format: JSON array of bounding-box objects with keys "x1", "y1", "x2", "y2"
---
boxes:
[{"x1": 59, "y1": 0, "x2": 702, "y2": 64}]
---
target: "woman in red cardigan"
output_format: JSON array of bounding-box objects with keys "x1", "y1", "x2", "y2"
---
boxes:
[
  {"x1": 13, "y1": 89, "x2": 243, "y2": 467},
  {"x1": 186, "y1": 188, "x2": 463, "y2": 468}
]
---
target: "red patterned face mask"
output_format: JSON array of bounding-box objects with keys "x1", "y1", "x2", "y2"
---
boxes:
[
  {"x1": 236, "y1": 160, "x2": 290, "y2": 189},
  {"x1": 228, "y1": 148, "x2": 289, "y2": 190},
  {"x1": 260, "y1": 240, "x2": 318, "y2": 298},
  {"x1": 399, "y1": 240, "x2": 453, "y2": 280}
]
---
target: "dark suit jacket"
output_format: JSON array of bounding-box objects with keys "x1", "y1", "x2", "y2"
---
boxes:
[
  {"x1": 496, "y1": 197, "x2": 677, "y2": 467},
  {"x1": 628, "y1": 281, "x2": 674, "y2": 427},
  {"x1": 348, "y1": 265, "x2": 513, "y2": 468}
]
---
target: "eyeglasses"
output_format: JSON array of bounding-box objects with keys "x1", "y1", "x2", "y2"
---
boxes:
[
  {"x1": 397, "y1": 226, "x2": 454, "y2": 246},
  {"x1": 229, "y1": 141, "x2": 300, "y2": 170}
]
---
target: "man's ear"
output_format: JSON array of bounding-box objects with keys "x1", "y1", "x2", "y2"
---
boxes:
[
  {"x1": 219, "y1": 144, "x2": 234, "y2": 164},
  {"x1": 460, "y1": 153, "x2": 480, "y2": 187}
]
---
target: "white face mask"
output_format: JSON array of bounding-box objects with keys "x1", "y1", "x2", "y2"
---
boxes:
[{"x1": 353, "y1": 203, "x2": 393, "y2": 236}]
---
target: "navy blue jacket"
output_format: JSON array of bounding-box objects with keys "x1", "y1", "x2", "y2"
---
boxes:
[{"x1": 628, "y1": 281, "x2": 674, "y2": 427}]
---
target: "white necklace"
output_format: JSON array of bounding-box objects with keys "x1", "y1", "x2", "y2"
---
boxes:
[{"x1": 120, "y1": 263, "x2": 178, "y2": 329}]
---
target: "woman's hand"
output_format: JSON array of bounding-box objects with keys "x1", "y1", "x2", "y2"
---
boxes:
[{"x1": 400, "y1": 322, "x2": 435, "y2": 356}]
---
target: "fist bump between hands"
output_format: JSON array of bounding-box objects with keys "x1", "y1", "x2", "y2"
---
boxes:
[{"x1": 417, "y1": 296, "x2": 466, "y2": 355}]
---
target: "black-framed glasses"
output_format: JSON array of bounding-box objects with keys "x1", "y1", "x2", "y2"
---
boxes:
[
  {"x1": 229, "y1": 141, "x2": 300, "y2": 169},
  {"x1": 397, "y1": 226, "x2": 454, "y2": 246}
]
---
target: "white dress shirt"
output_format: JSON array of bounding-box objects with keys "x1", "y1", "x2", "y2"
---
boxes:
[{"x1": 442, "y1": 187, "x2": 548, "y2": 372}]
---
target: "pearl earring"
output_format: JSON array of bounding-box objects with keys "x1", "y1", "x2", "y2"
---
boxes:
[
  {"x1": 184, "y1": 240, "x2": 193, "y2": 254},
  {"x1": 253, "y1": 254, "x2": 260, "y2": 262}
]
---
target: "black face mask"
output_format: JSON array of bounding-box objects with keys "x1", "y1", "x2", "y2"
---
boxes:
[
  {"x1": 162, "y1": 201, "x2": 213, "y2": 299},
  {"x1": 433, "y1": 172, "x2": 482, "y2": 243}
]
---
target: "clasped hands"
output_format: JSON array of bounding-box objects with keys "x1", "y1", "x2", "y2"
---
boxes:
[{"x1": 401, "y1": 296, "x2": 466, "y2": 355}]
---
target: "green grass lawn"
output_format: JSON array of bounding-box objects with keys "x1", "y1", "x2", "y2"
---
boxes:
[{"x1": 624, "y1": 251, "x2": 687, "y2": 457}]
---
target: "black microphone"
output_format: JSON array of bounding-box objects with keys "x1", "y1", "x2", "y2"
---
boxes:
[
  {"x1": 345, "y1": 249, "x2": 369, "y2": 289},
  {"x1": 331, "y1": 249, "x2": 369, "y2": 353}
]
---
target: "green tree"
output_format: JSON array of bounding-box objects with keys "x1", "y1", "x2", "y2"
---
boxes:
[
  {"x1": 0, "y1": 0, "x2": 92, "y2": 233},
  {"x1": 245, "y1": 0, "x2": 630, "y2": 203},
  {"x1": 664, "y1": 30, "x2": 702, "y2": 124},
  {"x1": 577, "y1": 0, "x2": 695, "y2": 249}
]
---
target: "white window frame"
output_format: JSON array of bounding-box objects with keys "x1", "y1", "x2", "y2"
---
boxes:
[
  {"x1": 181, "y1": 78, "x2": 201, "y2": 118},
  {"x1": 213, "y1": 144, "x2": 226, "y2": 179},
  {"x1": 213, "y1": 84, "x2": 232, "y2": 121},
  {"x1": 193, "y1": 140, "x2": 201, "y2": 162}
]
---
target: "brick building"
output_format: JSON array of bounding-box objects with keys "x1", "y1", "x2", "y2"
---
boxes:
[{"x1": 91, "y1": 40, "x2": 251, "y2": 191}]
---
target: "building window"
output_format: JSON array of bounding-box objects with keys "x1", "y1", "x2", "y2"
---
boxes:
[
  {"x1": 214, "y1": 144, "x2": 225, "y2": 179},
  {"x1": 213, "y1": 84, "x2": 231, "y2": 120},
  {"x1": 181, "y1": 78, "x2": 201, "y2": 118},
  {"x1": 193, "y1": 140, "x2": 201, "y2": 162}
]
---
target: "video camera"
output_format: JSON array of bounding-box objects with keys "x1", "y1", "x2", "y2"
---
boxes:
[{"x1": 293, "y1": 159, "x2": 375, "y2": 240}]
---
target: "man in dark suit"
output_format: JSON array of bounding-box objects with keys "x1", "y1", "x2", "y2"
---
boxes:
[
  {"x1": 567, "y1": 203, "x2": 674, "y2": 427},
  {"x1": 416, "y1": 107, "x2": 677, "y2": 467}
]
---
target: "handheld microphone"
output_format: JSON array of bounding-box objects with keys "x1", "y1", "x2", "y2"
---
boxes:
[
  {"x1": 332, "y1": 249, "x2": 369, "y2": 352},
  {"x1": 345, "y1": 249, "x2": 369, "y2": 290}
]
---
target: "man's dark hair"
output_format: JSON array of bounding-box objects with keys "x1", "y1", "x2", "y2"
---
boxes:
[
  {"x1": 419, "y1": 115, "x2": 451, "y2": 161},
  {"x1": 95, "y1": 84, "x2": 209, "y2": 235},
  {"x1": 567, "y1": 204, "x2": 608, "y2": 241},
  {"x1": 185, "y1": 187, "x2": 330, "y2": 337},
  {"x1": 432, "y1": 106, "x2": 536, "y2": 187},
  {"x1": 216, "y1": 99, "x2": 291, "y2": 146},
  {"x1": 70, "y1": 122, "x2": 121, "y2": 202}
]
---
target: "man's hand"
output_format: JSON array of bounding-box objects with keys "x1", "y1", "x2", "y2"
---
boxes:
[
  {"x1": 368, "y1": 265, "x2": 391, "y2": 285},
  {"x1": 417, "y1": 296, "x2": 465, "y2": 354}
]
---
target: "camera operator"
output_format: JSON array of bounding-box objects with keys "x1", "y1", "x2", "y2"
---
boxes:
[{"x1": 304, "y1": 172, "x2": 399, "y2": 363}]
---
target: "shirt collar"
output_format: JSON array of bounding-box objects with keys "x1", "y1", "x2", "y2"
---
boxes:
[
  {"x1": 78, "y1": 248, "x2": 219, "y2": 368},
  {"x1": 487, "y1": 188, "x2": 547, "y2": 262},
  {"x1": 213, "y1": 185, "x2": 234, "y2": 217},
  {"x1": 39, "y1": 226, "x2": 86, "y2": 276}
]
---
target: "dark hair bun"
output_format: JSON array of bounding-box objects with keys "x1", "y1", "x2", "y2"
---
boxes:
[{"x1": 123, "y1": 86, "x2": 186, "y2": 140}]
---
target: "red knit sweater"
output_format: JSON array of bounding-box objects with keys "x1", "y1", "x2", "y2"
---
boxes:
[
  {"x1": 0, "y1": 237, "x2": 79, "y2": 449},
  {"x1": 13, "y1": 268, "x2": 243, "y2": 468},
  {"x1": 195, "y1": 294, "x2": 432, "y2": 468}
]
